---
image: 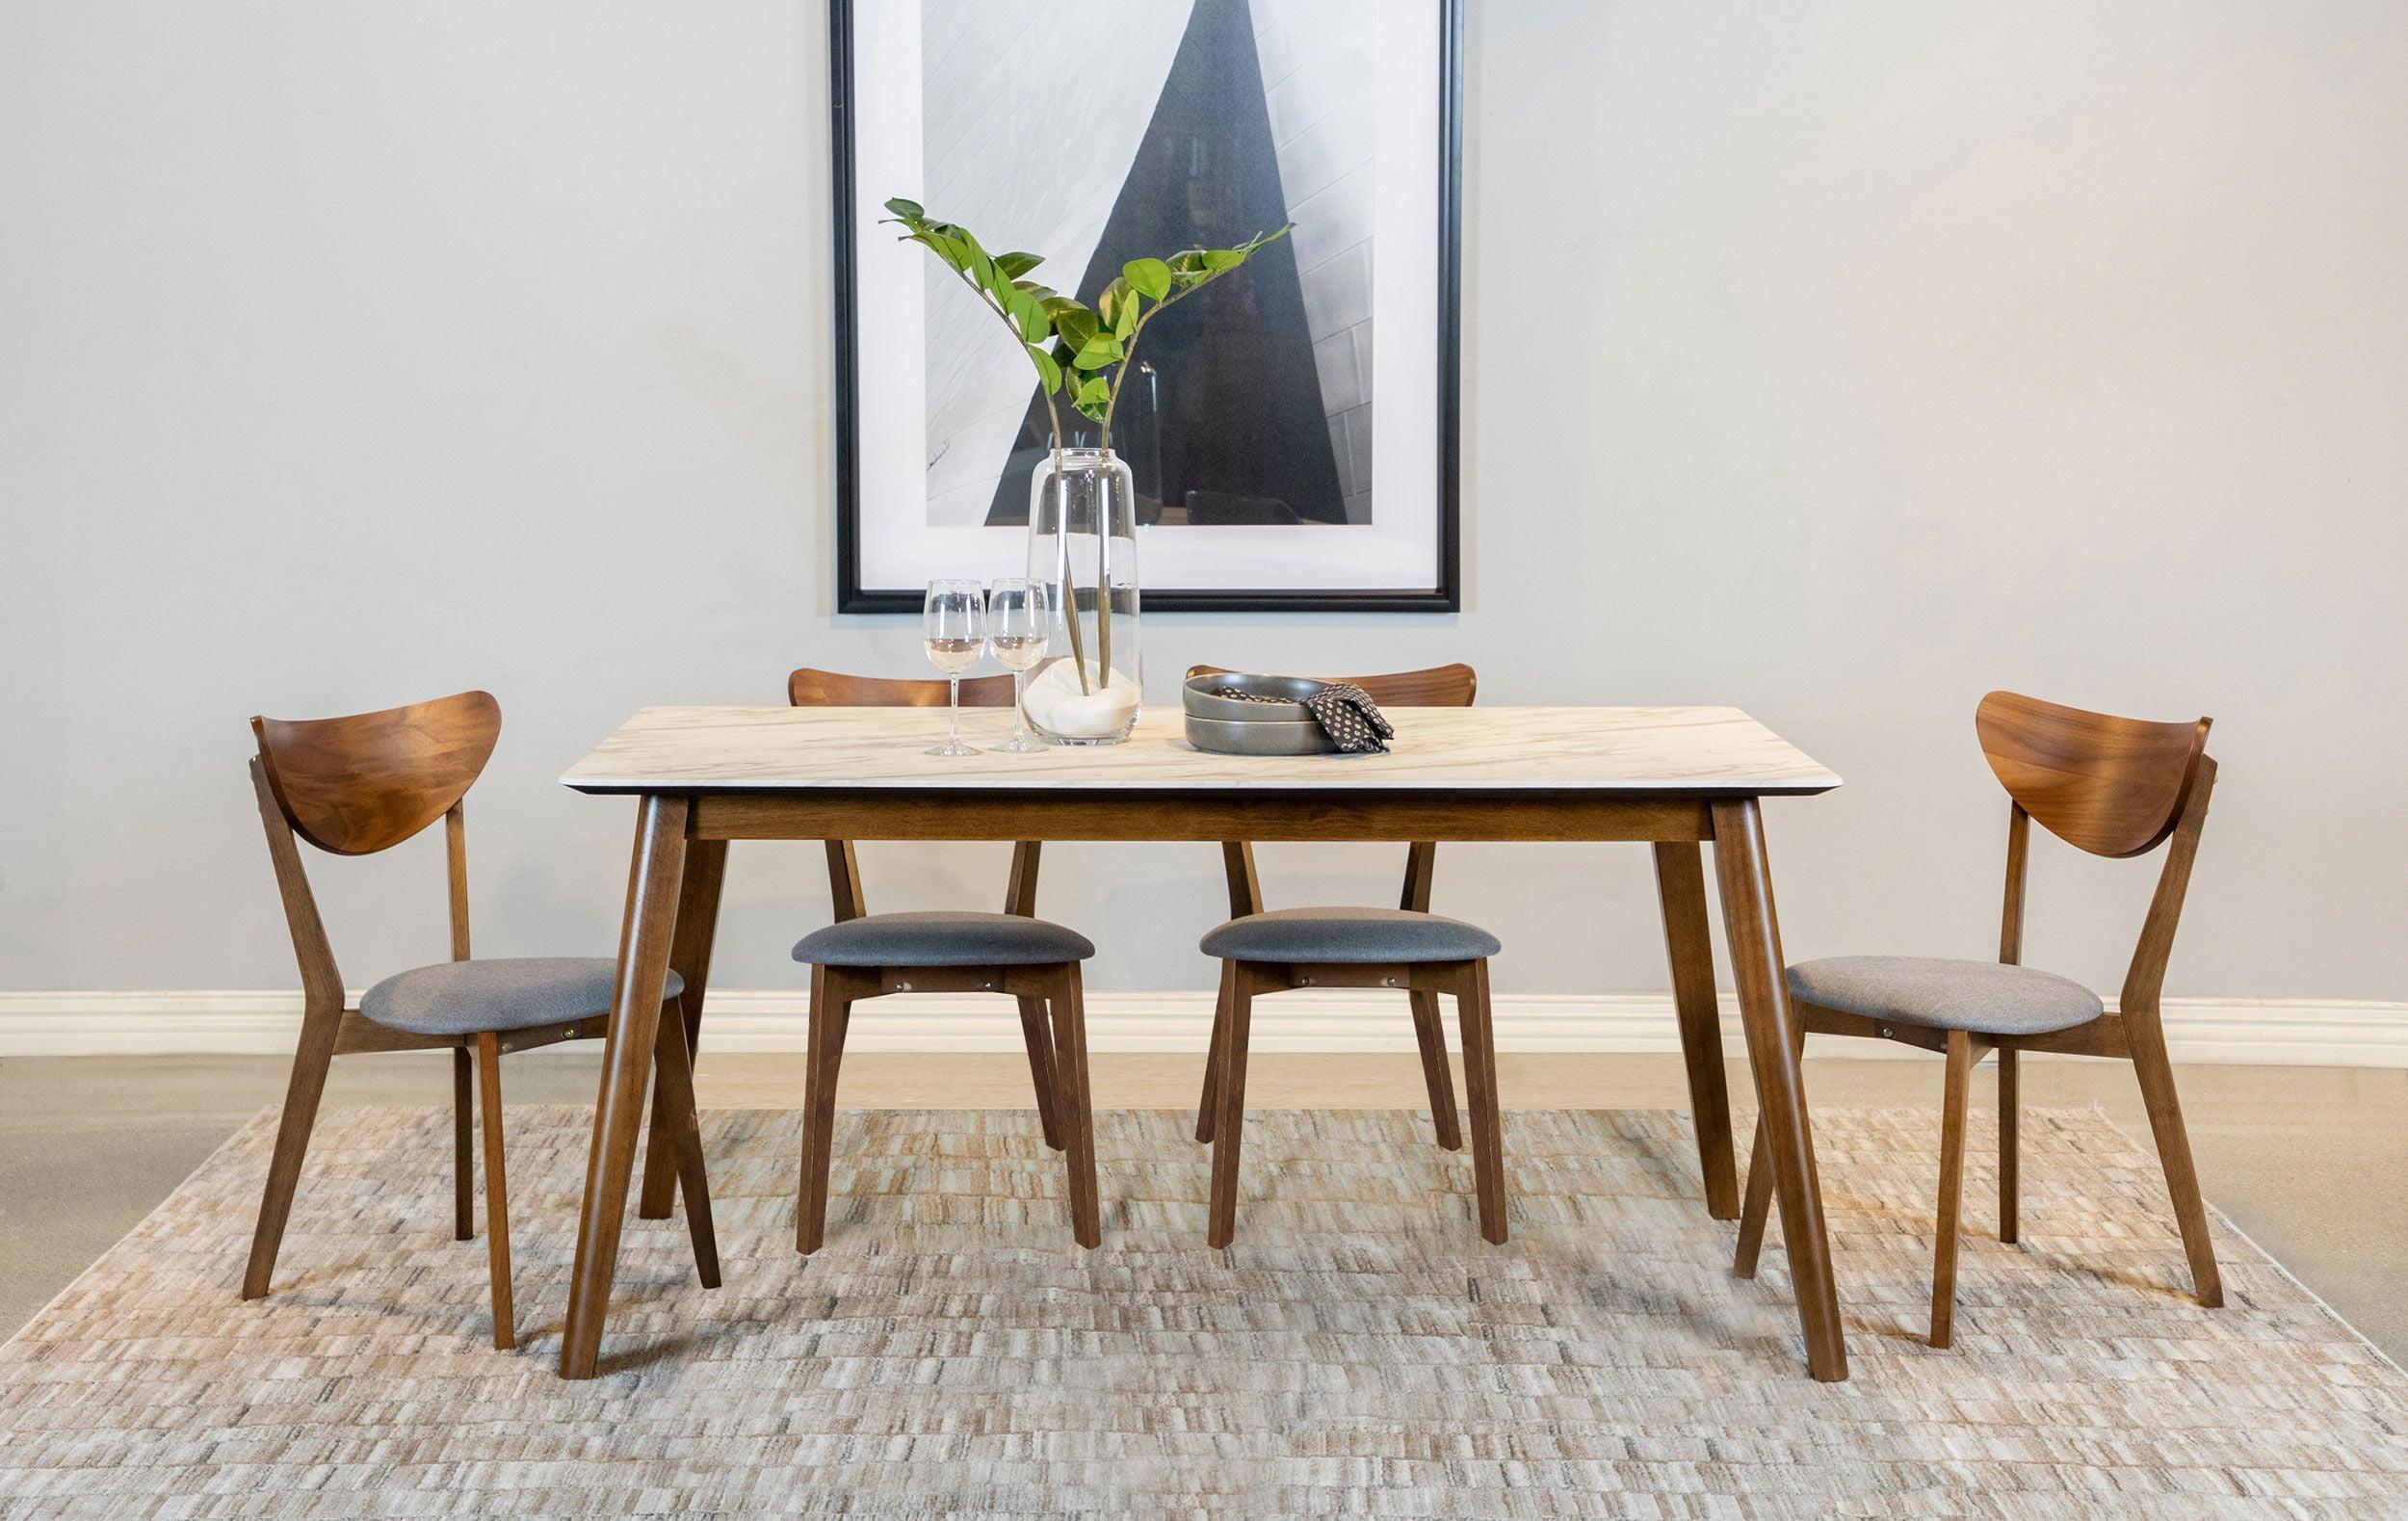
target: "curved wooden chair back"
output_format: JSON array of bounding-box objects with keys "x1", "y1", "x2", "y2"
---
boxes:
[
  {"x1": 252, "y1": 691, "x2": 502, "y2": 856},
  {"x1": 1975, "y1": 690, "x2": 2217, "y2": 1015},
  {"x1": 1976, "y1": 690, "x2": 2209, "y2": 860},
  {"x1": 1186, "y1": 664, "x2": 1479, "y2": 918},
  {"x1": 788, "y1": 667, "x2": 1017, "y2": 709},
  {"x1": 247, "y1": 691, "x2": 500, "y2": 1016},
  {"x1": 788, "y1": 668, "x2": 1036, "y2": 922}
]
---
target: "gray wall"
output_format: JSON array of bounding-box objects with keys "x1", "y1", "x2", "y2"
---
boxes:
[{"x1": 6, "y1": 1, "x2": 2404, "y2": 1008}]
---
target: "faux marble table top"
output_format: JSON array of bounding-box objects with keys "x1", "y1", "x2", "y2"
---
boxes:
[{"x1": 562, "y1": 706, "x2": 1841, "y2": 796}]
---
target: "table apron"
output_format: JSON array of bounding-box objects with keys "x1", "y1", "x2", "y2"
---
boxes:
[{"x1": 684, "y1": 790, "x2": 1716, "y2": 843}]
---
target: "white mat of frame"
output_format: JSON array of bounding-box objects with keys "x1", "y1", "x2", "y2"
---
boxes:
[{"x1": 2, "y1": 1105, "x2": 2404, "y2": 1516}]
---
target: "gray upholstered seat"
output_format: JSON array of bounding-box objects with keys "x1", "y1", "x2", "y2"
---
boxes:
[
  {"x1": 793, "y1": 910, "x2": 1094, "y2": 968},
  {"x1": 1787, "y1": 956, "x2": 2105, "y2": 1036},
  {"x1": 1200, "y1": 906, "x2": 1502, "y2": 965},
  {"x1": 359, "y1": 957, "x2": 683, "y2": 1036}
]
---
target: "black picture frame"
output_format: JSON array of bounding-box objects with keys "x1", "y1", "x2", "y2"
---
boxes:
[{"x1": 830, "y1": 0, "x2": 1463, "y2": 615}]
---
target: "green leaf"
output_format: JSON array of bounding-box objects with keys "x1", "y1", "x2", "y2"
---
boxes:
[
  {"x1": 904, "y1": 229, "x2": 963, "y2": 270},
  {"x1": 1100, "y1": 277, "x2": 1140, "y2": 339},
  {"x1": 1076, "y1": 375, "x2": 1110, "y2": 406},
  {"x1": 1073, "y1": 395, "x2": 1110, "y2": 424},
  {"x1": 1031, "y1": 345, "x2": 1062, "y2": 394},
  {"x1": 995, "y1": 251, "x2": 1043, "y2": 278},
  {"x1": 1004, "y1": 286, "x2": 1049, "y2": 343},
  {"x1": 1201, "y1": 248, "x2": 1247, "y2": 273},
  {"x1": 1053, "y1": 306, "x2": 1099, "y2": 351},
  {"x1": 883, "y1": 197, "x2": 926, "y2": 221},
  {"x1": 960, "y1": 240, "x2": 996, "y2": 289},
  {"x1": 936, "y1": 225, "x2": 983, "y2": 271},
  {"x1": 1072, "y1": 331, "x2": 1123, "y2": 370},
  {"x1": 1123, "y1": 257, "x2": 1173, "y2": 302}
]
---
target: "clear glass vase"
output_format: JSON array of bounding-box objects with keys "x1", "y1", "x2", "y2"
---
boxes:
[{"x1": 1022, "y1": 446, "x2": 1141, "y2": 745}]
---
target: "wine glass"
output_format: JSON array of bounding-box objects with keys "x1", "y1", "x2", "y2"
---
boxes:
[
  {"x1": 986, "y1": 578, "x2": 1049, "y2": 752},
  {"x1": 923, "y1": 578, "x2": 986, "y2": 756}
]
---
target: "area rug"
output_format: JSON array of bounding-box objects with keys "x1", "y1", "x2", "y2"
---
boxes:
[{"x1": 1, "y1": 1106, "x2": 2403, "y2": 1518}]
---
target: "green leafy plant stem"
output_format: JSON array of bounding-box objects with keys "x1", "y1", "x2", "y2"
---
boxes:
[
  {"x1": 1083, "y1": 235, "x2": 1289, "y2": 700},
  {"x1": 929, "y1": 255, "x2": 1093, "y2": 696},
  {"x1": 1094, "y1": 263, "x2": 1240, "y2": 456},
  {"x1": 886, "y1": 199, "x2": 1289, "y2": 711}
]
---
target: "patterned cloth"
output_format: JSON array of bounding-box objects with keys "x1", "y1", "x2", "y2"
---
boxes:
[
  {"x1": 1302, "y1": 681, "x2": 1393, "y2": 753},
  {"x1": 1212, "y1": 681, "x2": 1395, "y2": 753}
]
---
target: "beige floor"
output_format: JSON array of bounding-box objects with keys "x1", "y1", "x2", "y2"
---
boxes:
[{"x1": 3, "y1": 1051, "x2": 2402, "y2": 1363}]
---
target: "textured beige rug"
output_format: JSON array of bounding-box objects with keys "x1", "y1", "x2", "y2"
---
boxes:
[{"x1": 1, "y1": 1106, "x2": 2404, "y2": 1517}]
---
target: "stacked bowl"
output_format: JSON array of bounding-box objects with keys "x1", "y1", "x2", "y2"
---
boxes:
[{"x1": 1181, "y1": 672, "x2": 1339, "y2": 756}]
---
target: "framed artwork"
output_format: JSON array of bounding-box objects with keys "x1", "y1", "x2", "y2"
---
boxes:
[{"x1": 831, "y1": 0, "x2": 1463, "y2": 613}]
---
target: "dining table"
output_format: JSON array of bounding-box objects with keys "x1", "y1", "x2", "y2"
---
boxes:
[{"x1": 556, "y1": 702, "x2": 1849, "y2": 1380}]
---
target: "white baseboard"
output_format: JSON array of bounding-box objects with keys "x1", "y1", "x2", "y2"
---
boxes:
[{"x1": 0, "y1": 989, "x2": 2402, "y2": 1065}]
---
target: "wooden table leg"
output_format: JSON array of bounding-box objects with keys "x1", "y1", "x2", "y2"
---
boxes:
[
  {"x1": 1653, "y1": 841, "x2": 1738, "y2": 1218},
  {"x1": 640, "y1": 837, "x2": 726, "y2": 1219},
  {"x1": 560, "y1": 793, "x2": 689, "y2": 1380},
  {"x1": 1710, "y1": 798, "x2": 1847, "y2": 1382}
]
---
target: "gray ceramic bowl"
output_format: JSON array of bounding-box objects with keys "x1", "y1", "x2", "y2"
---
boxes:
[
  {"x1": 1182, "y1": 670, "x2": 1329, "y2": 723},
  {"x1": 1184, "y1": 713, "x2": 1339, "y2": 757}
]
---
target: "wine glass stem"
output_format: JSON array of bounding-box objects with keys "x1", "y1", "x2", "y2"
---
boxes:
[
  {"x1": 1010, "y1": 669, "x2": 1027, "y2": 743},
  {"x1": 949, "y1": 674, "x2": 961, "y2": 746}
]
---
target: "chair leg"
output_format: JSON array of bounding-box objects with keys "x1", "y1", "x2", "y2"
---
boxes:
[
  {"x1": 797, "y1": 967, "x2": 852, "y2": 1256},
  {"x1": 1408, "y1": 989, "x2": 1464, "y2": 1152},
  {"x1": 241, "y1": 998, "x2": 342, "y2": 1299},
  {"x1": 1195, "y1": 964, "x2": 1233, "y2": 1143},
  {"x1": 1048, "y1": 965, "x2": 1102, "y2": 1247},
  {"x1": 652, "y1": 1004, "x2": 720, "y2": 1288},
  {"x1": 1206, "y1": 965, "x2": 1257, "y2": 1248},
  {"x1": 1998, "y1": 1046, "x2": 2020, "y2": 1245},
  {"x1": 1930, "y1": 1031, "x2": 1976, "y2": 1349},
  {"x1": 474, "y1": 1034, "x2": 514, "y2": 1351},
  {"x1": 1733, "y1": 1120, "x2": 1773, "y2": 1277},
  {"x1": 2126, "y1": 1010, "x2": 2224, "y2": 1307},
  {"x1": 1016, "y1": 995, "x2": 1065, "y2": 1151},
  {"x1": 1454, "y1": 961, "x2": 1509, "y2": 1245},
  {"x1": 452, "y1": 1046, "x2": 475, "y2": 1242}
]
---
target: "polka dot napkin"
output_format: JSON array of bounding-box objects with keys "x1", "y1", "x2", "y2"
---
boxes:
[{"x1": 1211, "y1": 680, "x2": 1394, "y2": 753}]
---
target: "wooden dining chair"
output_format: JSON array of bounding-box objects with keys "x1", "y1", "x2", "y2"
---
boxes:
[
  {"x1": 1733, "y1": 690, "x2": 2223, "y2": 1348},
  {"x1": 1198, "y1": 912, "x2": 1508, "y2": 1246},
  {"x1": 782, "y1": 668, "x2": 1100, "y2": 1249},
  {"x1": 1188, "y1": 663, "x2": 1479, "y2": 1151},
  {"x1": 246, "y1": 691, "x2": 717, "y2": 1350}
]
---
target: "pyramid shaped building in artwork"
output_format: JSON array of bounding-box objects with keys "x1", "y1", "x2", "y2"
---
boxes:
[{"x1": 984, "y1": 0, "x2": 1345, "y2": 527}]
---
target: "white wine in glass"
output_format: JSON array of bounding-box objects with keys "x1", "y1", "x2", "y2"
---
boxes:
[
  {"x1": 923, "y1": 578, "x2": 986, "y2": 756},
  {"x1": 925, "y1": 637, "x2": 982, "y2": 675},
  {"x1": 986, "y1": 578, "x2": 1049, "y2": 752}
]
